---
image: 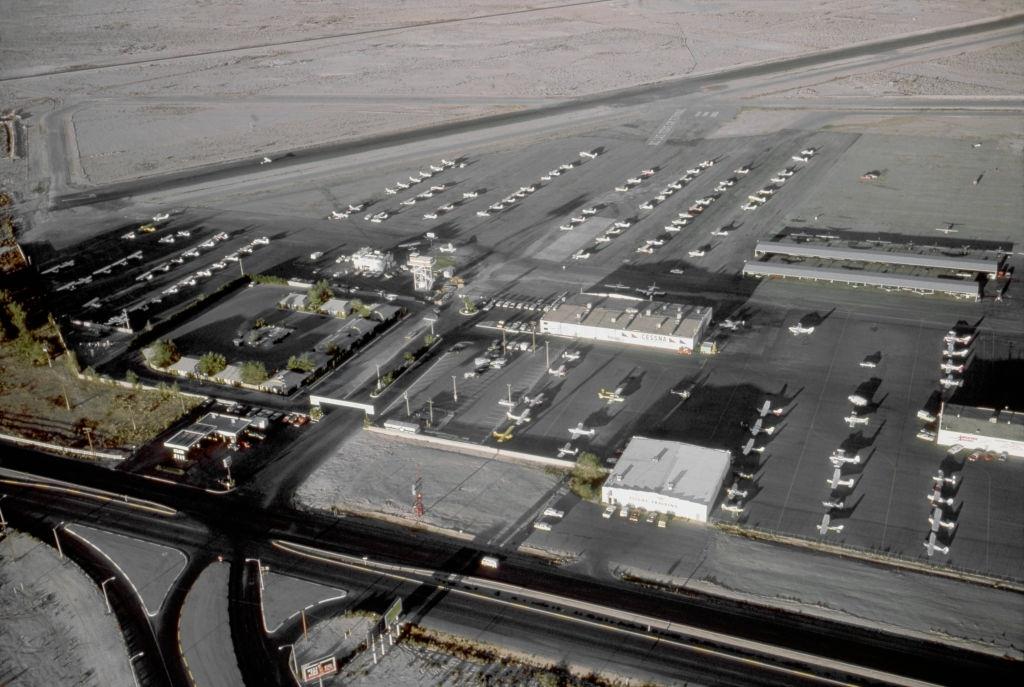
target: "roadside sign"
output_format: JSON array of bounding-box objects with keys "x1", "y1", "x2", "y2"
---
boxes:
[
  {"x1": 301, "y1": 656, "x2": 337, "y2": 683},
  {"x1": 384, "y1": 598, "x2": 403, "y2": 629}
]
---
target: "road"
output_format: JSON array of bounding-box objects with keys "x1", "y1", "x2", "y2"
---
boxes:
[{"x1": 1, "y1": 448, "x2": 1016, "y2": 686}]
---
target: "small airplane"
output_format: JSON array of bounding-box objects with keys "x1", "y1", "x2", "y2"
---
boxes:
[
  {"x1": 720, "y1": 503, "x2": 744, "y2": 515},
  {"x1": 385, "y1": 187, "x2": 397, "y2": 195},
  {"x1": 923, "y1": 533, "x2": 950, "y2": 557},
  {"x1": 636, "y1": 283, "x2": 665, "y2": 299},
  {"x1": 688, "y1": 248, "x2": 706, "y2": 258},
  {"x1": 734, "y1": 166, "x2": 751, "y2": 175},
  {"x1": 492, "y1": 427, "x2": 514, "y2": 443},
  {"x1": 734, "y1": 470, "x2": 756, "y2": 480},
  {"x1": 792, "y1": 155, "x2": 811, "y2": 162},
  {"x1": 506, "y1": 407, "x2": 532, "y2": 426},
  {"x1": 152, "y1": 212, "x2": 170, "y2": 222},
  {"x1": 844, "y1": 414, "x2": 870, "y2": 427},
  {"x1": 329, "y1": 210, "x2": 349, "y2": 220},
  {"x1": 710, "y1": 229, "x2": 730, "y2": 237},
  {"x1": 396, "y1": 181, "x2": 410, "y2": 190},
  {"x1": 720, "y1": 318, "x2": 745, "y2": 331},
  {"x1": 439, "y1": 243, "x2": 456, "y2": 254},
  {"x1": 614, "y1": 221, "x2": 632, "y2": 229},
  {"x1": 829, "y1": 450, "x2": 861, "y2": 466},
  {"x1": 523, "y1": 393, "x2": 545, "y2": 407},
  {"x1": 927, "y1": 490, "x2": 955, "y2": 507},
  {"x1": 944, "y1": 346, "x2": 970, "y2": 358},
  {"x1": 548, "y1": 364, "x2": 568, "y2": 377},
  {"x1": 640, "y1": 168, "x2": 656, "y2": 177},
  {"x1": 816, "y1": 513, "x2": 844, "y2": 534},
  {"x1": 579, "y1": 151, "x2": 598, "y2": 159},
  {"x1": 348, "y1": 203, "x2": 364, "y2": 213},
  {"x1": 260, "y1": 157, "x2": 272, "y2": 165},
  {"x1": 939, "y1": 375, "x2": 963, "y2": 389},
  {"x1": 462, "y1": 191, "x2": 478, "y2": 199},
  {"x1": 562, "y1": 350, "x2": 580, "y2": 361},
  {"x1": 740, "y1": 438, "x2": 764, "y2": 457},
  {"x1": 557, "y1": 442, "x2": 579, "y2": 458},
  {"x1": 940, "y1": 361, "x2": 965, "y2": 374},
  {"x1": 568, "y1": 422, "x2": 596, "y2": 440},
  {"x1": 747, "y1": 418, "x2": 777, "y2": 436},
  {"x1": 440, "y1": 159, "x2": 455, "y2": 167},
  {"x1": 726, "y1": 484, "x2": 748, "y2": 499},
  {"x1": 822, "y1": 498, "x2": 845, "y2": 510},
  {"x1": 799, "y1": 148, "x2": 816, "y2": 156},
  {"x1": 581, "y1": 207, "x2": 597, "y2": 216},
  {"x1": 595, "y1": 235, "x2": 613, "y2": 243},
  {"x1": 826, "y1": 468, "x2": 856, "y2": 490},
  {"x1": 935, "y1": 225, "x2": 958, "y2": 235},
  {"x1": 932, "y1": 470, "x2": 958, "y2": 487},
  {"x1": 598, "y1": 387, "x2": 625, "y2": 404},
  {"x1": 929, "y1": 514, "x2": 957, "y2": 533},
  {"x1": 789, "y1": 324, "x2": 815, "y2": 336},
  {"x1": 757, "y1": 400, "x2": 773, "y2": 418},
  {"x1": 430, "y1": 164, "x2": 444, "y2": 173},
  {"x1": 401, "y1": 199, "x2": 416, "y2": 206},
  {"x1": 944, "y1": 330, "x2": 973, "y2": 345}
]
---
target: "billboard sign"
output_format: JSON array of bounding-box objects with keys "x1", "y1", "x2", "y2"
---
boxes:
[
  {"x1": 384, "y1": 598, "x2": 403, "y2": 630},
  {"x1": 301, "y1": 656, "x2": 337, "y2": 683}
]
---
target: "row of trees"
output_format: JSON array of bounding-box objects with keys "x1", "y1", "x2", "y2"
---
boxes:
[{"x1": 150, "y1": 339, "x2": 268, "y2": 385}]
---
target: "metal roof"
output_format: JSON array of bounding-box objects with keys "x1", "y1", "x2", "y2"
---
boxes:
[
  {"x1": 542, "y1": 295, "x2": 710, "y2": 339},
  {"x1": 742, "y1": 262, "x2": 979, "y2": 297},
  {"x1": 604, "y1": 437, "x2": 731, "y2": 506},
  {"x1": 940, "y1": 404, "x2": 1024, "y2": 443},
  {"x1": 753, "y1": 241, "x2": 996, "y2": 273}
]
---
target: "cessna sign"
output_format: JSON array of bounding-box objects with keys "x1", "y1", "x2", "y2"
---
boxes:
[{"x1": 302, "y1": 656, "x2": 337, "y2": 683}]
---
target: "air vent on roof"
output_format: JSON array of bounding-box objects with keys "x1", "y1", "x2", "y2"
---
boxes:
[
  {"x1": 615, "y1": 473, "x2": 623, "y2": 482},
  {"x1": 652, "y1": 448, "x2": 667, "y2": 463},
  {"x1": 665, "y1": 481, "x2": 674, "y2": 490}
]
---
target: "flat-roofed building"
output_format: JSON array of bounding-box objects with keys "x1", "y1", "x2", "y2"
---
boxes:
[
  {"x1": 938, "y1": 403, "x2": 1024, "y2": 458},
  {"x1": 540, "y1": 294, "x2": 711, "y2": 353},
  {"x1": 351, "y1": 247, "x2": 394, "y2": 274},
  {"x1": 601, "y1": 437, "x2": 731, "y2": 522}
]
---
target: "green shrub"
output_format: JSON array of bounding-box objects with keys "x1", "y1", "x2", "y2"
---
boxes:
[
  {"x1": 287, "y1": 354, "x2": 316, "y2": 372},
  {"x1": 307, "y1": 279, "x2": 333, "y2": 309},
  {"x1": 150, "y1": 339, "x2": 180, "y2": 368},
  {"x1": 239, "y1": 360, "x2": 268, "y2": 385},
  {"x1": 197, "y1": 352, "x2": 227, "y2": 376}
]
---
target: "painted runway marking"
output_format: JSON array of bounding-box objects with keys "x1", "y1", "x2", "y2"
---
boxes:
[{"x1": 647, "y1": 108, "x2": 685, "y2": 145}]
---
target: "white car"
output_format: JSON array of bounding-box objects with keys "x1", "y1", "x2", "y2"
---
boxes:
[
  {"x1": 734, "y1": 166, "x2": 750, "y2": 175},
  {"x1": 639, "y1": 201, "x2": 654, "y2": 210},
  {"x1": 423, "y1": 212, "x2": 438, "y2": 220},
  {"x1": 688, "y1": 249, "x2": 706, "y2": 257},
  {"x1": 602, "y1": 505, "x2": 616, "y2": 518}
]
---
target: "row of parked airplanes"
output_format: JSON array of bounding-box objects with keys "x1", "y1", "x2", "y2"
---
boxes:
[
  {"x1": 721, "y1": 399, "x2": 787, "y2": 514},
  {"x1": 327, "y1": 157, "x2": 461, "y2": 222},
  {"x1": 479, "y1": 150, "x2": 601, "y2": 221},
  {"x1": 740, "y1": 148, "x2": 816, "y2": 212}
]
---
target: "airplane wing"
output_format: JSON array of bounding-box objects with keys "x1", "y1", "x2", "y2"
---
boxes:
[
  {"x1": 759, "y1": 400, "x2": 770, "y2": 417},
  {"x1": 742, "y1": 438, "x2": 754, "y2": 456},
  {"x1": 750, "y1": 419, "x2": 762, "y2": 435}
]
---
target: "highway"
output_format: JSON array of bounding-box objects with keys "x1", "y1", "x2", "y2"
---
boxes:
[{"x1": 1, "y1": 447, "x2": 1016, "y2": 686}]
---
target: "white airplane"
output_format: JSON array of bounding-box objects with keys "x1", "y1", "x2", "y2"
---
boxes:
[
  {"x1": 401, "y1": 199, "x2": 417, "y2": 206},
  {"x1": 710, "y1": 229, "x2": 730, "y2": 237},
  {"x1": 800, "y1": 148, "x2": 816, "y2": 156},
  {"x1": 932, "y1": 470, "x2": 958, "y2": 487},
  {"x1": 440, "y1": 159, "x2": 455, "y2": 167},
  {"x1": 329, "y1": 210, "x2": 349, "y2": 220},
  {"x1": 641, "y1": 168, "x2": 656, "y2": 177},
  {"x1": 396, "y1": 181, "x2": 410, "y2": 190},
  {"x1": 561, "y1": 163, "x2": 575, "y2": 171},
  {"x1": 826, "y1": 468, "x2": 856, "y2": 490},
  {"x1": 430, "y1": 164, "x2": 444, "y2": 172},
  {"x1": 698, "y1": 160, "x2": 714, "y2": 169},
  {"x1": 579, "y1": 151, "x2": 598, "y2": 159},
  {"x1": 626, "y1": 177, "x2": 642, "y2": 185},
  {"x1": 688, "y1": 249, "x2": 706, "y2": 258},
  {"x1": 940, "y1": 361, "x2": 965, "y2": 374},
  {"x1": 409, "y1": 176, "x2": 421, "y2": 184},
  {"x1": 581, "y1": 207, "x2": 597, "y2": 216},
  {"x1": 548, "y1": 364, "x2": 567, "y2": 377},
  {"x1": 770, "y1": 176, "x2": 787, "y2": 185},
  {"x1": 568, "y1": 422, "x2": 596, "y2": 440},
  {"x1": 778, "y1": 169, "x2": 794, "y2": 178},
  {"x1": 740, "y1": 438, "x2": 765, "y2": 457},
  {"x1": 734, "y1": 470, "x2": 756, "y2": 480},
  {"x1": 260, "y1": 157, "x2": 272, "y2": 165},
  {"x1": 423, "y1": 212, "x2": 438, "y2": 220},
  {"x1": 430, "y1": 185, "x2": 446, "y2": 192},
  {"x1": 557, "y1": 442, "x2": 579, "y2": 458},
  {"x1": 923, "y1": 533, "x2": 949, "y2": 557},
  {"x1": 789, "y1": 324, "x2": 815, "y2": 336},
  {"x1": 721, "y1": 318, "x2": 745, "y2": 331},
  {"x1": 944, "y1": 346, "x2": 970, "y2": 358},
  {"x1": 385, "y1": 187, "x2": 397, "y2": 195},
  {"x1": 935, "y1": 226, "x2": 958, "y2": 235},
  {"x1": 595, "y1": 235, "x2": 613, "y2": 243},
  {"x1": 939, "y1": 375, "x2": 963, "y2": 389},
  {"x1": 598, "y1": 386, "x2": 625, "y2": 404},
  {"x1": 741, "y1": 202, "x2": 759, "y2": 211},
  {"x1": 562, "y1": 350, "x2": 580, "y2": 361},
  {"x1": 462, "y1": 191, "x2": 478, "y2": 199},
  {"x1": 929, "y1": 514, "x2": 957, "y2": 533},
  {"x1": 686, "y1": 167, "x2": 701, "y2": 175},
  {"x1": 734, "y1": 166, "x2": 751, "y2": 175},
  {"x1": 671, "y1": 384, "x2": 694, "y2": 400},
  {"x1": 507, "y1": 407, "x2": 532, "y2": 425},
  {"x1": 720, "y1": 503, "x2": 744, "y2": 515},
  {"x1": 419, "y1": 170, "x2": 433, "y2": 178},
  {"x1": 829, "y1": 450, "x2": 861, "y2": 466},
  {"x1": 792, "y1": 155, "x2": 811, "y2": 162},
  {"x1": 726, "y1": 484, "x2": 748, "y2": 499},
  {"x1": 848, "y1": 394, "x2": 870, "y2": 407},
  {"x1": 439, "y1": 243, "x2": 456, "y2": 254},
  {"x1": 347, "y1": 203, "x2": 363, "y2": 213},
  {"x1": 859, "y1": 356, "x2": 878, "y2": 368},
  {"x1": 639, "y1": 201, "x2": 654, "y2": 210},
  {"x1": 822, "y1": 498, "x2": 845, "y2": 510},
  {"x1": 817, "y1": 513, "x2": 844, "y2": 534},
  {"x1": 524, "y1": 393, "x2": 545, "y2": 407},
  {"x1": 636, "y1": 245, "x2": 655, "y2": 255},
  {"x1": 636, "y1": 283, "x2": 665, "y2": 299},
  {"x1": 927, "y1": 490, "x2": 955, "y2": 507},
  {"x1": 944, "y1": 330, "x2": 973, "y2": 345},
  {"x1": 152, "y1": 212, "x2": 170, "y2": 222},
  {"x1": 844, "y1": 414, "x2": 870, "y2": 427},
  {"x1": 757, "y1": 400, "x2": 772, "y2": 418},
  {"x1": 476, "y1": 210, "x2": 491, "y2": 217}
]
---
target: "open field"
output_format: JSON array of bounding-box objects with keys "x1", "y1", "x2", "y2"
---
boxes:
[{"x1": 0, "y1": 530, "x2": 135, "y2": 687}]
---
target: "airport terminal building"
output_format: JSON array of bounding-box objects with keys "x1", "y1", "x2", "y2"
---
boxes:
[
  {"x1": 938, "y1": 403, "x2": 1024, "y2": 458},
  {"x1": 540, "y1": 294, "x2": 712, "y2": 353},
  {"x1": 601, "y1": 437, "x2": 731, "y2": 522}
]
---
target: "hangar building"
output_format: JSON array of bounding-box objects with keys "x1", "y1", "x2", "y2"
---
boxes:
[
  {"x1": 601, "y1": 437, "x2": 730, "y2": 522},
  {"x1": 540, "y1": 294, "x2": 712, "y2": 353},
  {"x1": 937, "y1": 403, "x2": 1024, "y2": 458}
]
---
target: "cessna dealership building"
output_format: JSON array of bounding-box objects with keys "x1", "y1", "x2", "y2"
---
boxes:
[
  {"x1": 938, "y1": 403, "x2": 1024, "y2": 458},
  {"x1": 601, "y1": 437, "x2": 730, "y2": 522},
  {"x1": 540, "y1": 294, "x2": 712, "y2": 353}
]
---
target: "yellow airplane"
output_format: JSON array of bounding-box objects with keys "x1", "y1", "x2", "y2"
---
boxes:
[
  {"x1": 598, "y1": 386, "x2": 625, "y2": 403},
  {"x1": 492, "y1": 427, "x2": 514, "y2": 443}
]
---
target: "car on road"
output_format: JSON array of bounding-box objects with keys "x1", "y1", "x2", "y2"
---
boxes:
[{"x1": 602, "y1": 505, "x2": 615, "y2": 518}]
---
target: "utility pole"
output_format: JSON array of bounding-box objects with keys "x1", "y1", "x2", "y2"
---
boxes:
[
  {"x1": 376, "y1": 363, "x2": 381, "y2": 390},
  {"x1": 427, "y1": 400, "x2": 434, "y2": 427},
  {"x1": 451, "y1": 375, "x2": 458, "y2": 403},
  {"x1": 545, "y1": 341, "x2": 550, "y2": 368},
  {"x1": 404, "y1": 391, "x2": 411, "y2": 417},
  {"x1": 101, "y1": 577, "x2": 116, "y2": 614},
  {"x1": 84, "y1": 427, "x2": 94, "y2": 453},
  {"x1": 531, "y1": 324, "x2": 536, "y2": 352},
  {"x1": 0, "y1": 495, "x2": 7, "y2": 533},
  {"x1": 53, "y1": 522, "x2": 65, "y2": 561},
  {"x1": 506, "y1": 383, "x2": 512, "y2": 406}
]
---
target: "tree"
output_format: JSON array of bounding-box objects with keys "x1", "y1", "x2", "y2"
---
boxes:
[
  {"x1": 253, "y1": 317, "x2": 269, "y2": 329},
  {"x1": 197, "y1": 352, "x2": 227, "y2": 377},
  {"x1": 307, "y1": 279, "x2": 333, "y2": 310},
  {"x1": 239, "y1": 360, "x2": 268, "y2": 385},
  {"x1": 569, "y1": 451, "x2": 607, "y2": 502},
  {"x1": 460, "y1": 296, "x2": 477, "y2": 315},
  {"x1": 287, "y1": 354, "x2": 316, "y2": 372},
  {"x1": 150, "y1": 339, "x2": 180, "y2": 368},
  {"x1": 349, "y1": 298, "x2": 371, "y2": 318},
  {"x1": 403, "y1": 351, "x2": 416, "y2": 364},
  {"x1": 125, "y1": 370, "x2": 139, "y2": 386},
  {"x1": 424, "y1": 333, "x2": 436, "y2": 346}
]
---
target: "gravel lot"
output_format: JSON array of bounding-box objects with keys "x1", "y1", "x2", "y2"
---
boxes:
[{"x1": 0, "y1": 530, "x2": 134, "y2": 687}]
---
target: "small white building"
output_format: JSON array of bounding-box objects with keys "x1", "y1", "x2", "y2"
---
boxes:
[
  {"x1": 938, "y1": 403, "x2": 1024, "y2": 458},
  {"x1": 601, "y1": 437, "x2": 731, "y2": 522},
  {"x1": 351, "y1": 247, "x2": 394, "y2": 273}
]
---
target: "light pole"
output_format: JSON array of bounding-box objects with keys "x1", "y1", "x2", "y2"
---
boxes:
[
  {"x1": 451, "y1": 375, "x2": 458, "y2": 403},
  {"x1": 129, "y1": 651, "x2": 145, "y2": 687},
  {"x1": 101, "y1": 576, "x2": 116, "y2": 614},
  {"x1": 403, "y1": 391, "x2": 411, "y2": 417},
  {"x1": 545, "y1": 341, "x2": 550, "y2": 368},
  {"x1": 53, "y1": 522, "x2": 65, "y2": 561},
  {"x1": 506, "y1": 383, "x2": 512, "y2": 406},
  {"x1": 279, "y1": 644, "x2": 298, "y2": 680},
  {"x1": 427, "y1": 400, "x2": 434, "y2": 427},
  {"x1": 0, "y1": 495, "x2": 7, "y2": 533},
  {"x1": 84, "y1": 427, "x2": 94, "y2": 453}
]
